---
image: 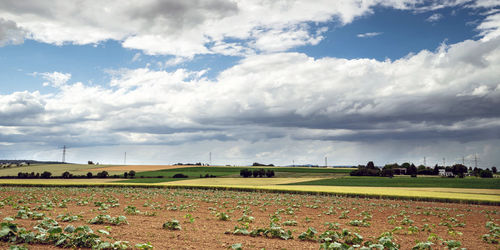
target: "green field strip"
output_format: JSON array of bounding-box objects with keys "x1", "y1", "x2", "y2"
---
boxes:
[
  {"x1": 284, "y1": 176, "x2": 500, "y2": 189},
  {"x1": 0, "y1": 180, "x2": 498, "y2": 205}
]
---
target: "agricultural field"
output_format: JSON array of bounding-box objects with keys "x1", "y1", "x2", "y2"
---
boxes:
[
  {"x1": 0, "y1": 164, "x2": 121, "y2": 177},
  {"x1": 123, "y1": 166, "x2": 353, "y2": 179},
  {"x1": 0, "y1": 164, "x2": 353, "y2": 178},
  {"x1": 0, "y1": 186, "x2": 498, "y2": 249},
  {"x1": 0, "y1": 164, "x2": 499, "y2": 204},
  {"x1": 289, "y1": 176, "x2": 500, "y2": 189}
]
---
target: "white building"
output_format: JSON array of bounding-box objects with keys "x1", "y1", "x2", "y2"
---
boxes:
[{"x1": 438, "y1": 169, "x2": 454, "y2": 177}]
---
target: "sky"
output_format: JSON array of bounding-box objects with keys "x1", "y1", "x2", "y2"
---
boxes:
[{"x1": 0, "y1": 0, "x2": 499, "y2": 167}]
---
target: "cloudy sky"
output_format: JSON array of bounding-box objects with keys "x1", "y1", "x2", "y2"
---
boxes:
[{"x1": 1, "y1": 0, "x2": 499, "y2": 167}]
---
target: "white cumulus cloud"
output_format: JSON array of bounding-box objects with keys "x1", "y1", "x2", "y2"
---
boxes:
[
  {"x1": 34, "y1": 71, "x2": 72, "y2": 87},
  {"x1": 0, "y1": 18, "x2": 26, "y2": 46}
]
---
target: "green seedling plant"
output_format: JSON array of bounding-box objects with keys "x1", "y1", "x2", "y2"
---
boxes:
[
  {"x1": 482, "y1": 221, "x2": 499, "y2": 244},
  {"x1": 124, "y1": 205, "x2": 141, "y2": 215},
  {"x1": 216, "y1": 212, "x2": 230, "y2": 221},
  {"x1": 184, "y1": 213, "x2": 195, "y2": 223},
  {"x1": 163, "y1": 219, "x2": 181, "y2": 230},
  {"x1": 282, "y1": 220, "x2": 298, "y2": 226},
  {"x1": 298, "y1": 227, "x2": 317, "y2": 241},
  {"x1": 88, "y1": 215, "x2": 128, "y2": 225}
]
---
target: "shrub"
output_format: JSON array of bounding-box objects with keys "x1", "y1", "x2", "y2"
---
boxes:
[
  {"x1": 128, "y1": 170, "x2": 136, "y2": 178},
  {"x1": 252, "y1": 169, "x2": 266, "y2": 177},
  {"x1": 265, "y1": 169, "x2": 275, "y2": 178},
  {"x1": 86, "y1": 172, "x2": 93, "y2": 178},
  {"x1": 41, "y1": 171, "x2": 52, "y2": 179},
  {"x1": 480, "y1": 169, "x2": 493, "y2": 178},
  {"x1": 96, "y1": 171, "x2": 109, "y2": 178},
  {"x1": 62, "y1": 171, "x2": 73, "y2": 179},
  {"x1": 240, "y1": 169, "x2": 252, "y2": 178},
  {"x1": 172, "y1": 173, "x2": 188, "y2": 178}
]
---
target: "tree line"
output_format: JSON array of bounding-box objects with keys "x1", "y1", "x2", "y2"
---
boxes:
[
  {"x1": 350, "y1": 161, "x2": 496, "y2": 178},
  {"x1": 240, "y1": 168, "x2": 275, "y2": 178}
]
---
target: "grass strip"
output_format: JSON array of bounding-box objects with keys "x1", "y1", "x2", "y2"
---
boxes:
[{"x1": 285, "y1": 176, "x2": 500, "y2": 189}]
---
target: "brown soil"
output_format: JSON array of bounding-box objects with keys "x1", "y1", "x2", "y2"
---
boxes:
[{"x1": 0, "y1": 186, "x2": 498, "y2": 249}]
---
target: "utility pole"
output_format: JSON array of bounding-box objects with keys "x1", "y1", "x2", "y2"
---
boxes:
[
  {"x1": 62, "y1": 145, "x2": 66, "y2": 163},
  {"x1": 209, "y1": 152, "x2": 212, "y2": 166},
  {"x1": 462, "y1": 156, "x2": 465, "y2": 165},
  {"x1": 443, "y1": 157, "x2": 445, "y2": 167},
  {"x1": 124, "y1": 152, "x2": 127, "y2": 165},
  {"x1": 293, "y1": 160, "x2": 295, "y2": 167},
  {"x1": 424, "y1": 157, "x2": 426, "y2": 167},
  {"x1": 474, "y1": 154, "x2": 478, "y2": 169},
  {"x1": 325, "y1": 156, "x2": 328, "y2": 167}
]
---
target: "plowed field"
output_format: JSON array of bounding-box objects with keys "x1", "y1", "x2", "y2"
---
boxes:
[{"x1": 0, "y1": 186, "x2": 498, "y2": 249}]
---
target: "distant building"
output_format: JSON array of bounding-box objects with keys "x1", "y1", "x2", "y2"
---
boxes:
[
  {"x1": 439, "y1": 169, "x2": 454, "y2": 177},
  {"x1": 393, "y1": 168, "x2": 407, "y2": 175}
]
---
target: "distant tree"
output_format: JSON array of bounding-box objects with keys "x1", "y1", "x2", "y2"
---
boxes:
[
  {"x1": 88, "y1": 161, "x2": 94, "y2": 165},
  {"x1": 62, "y1": 171, "x2": 72, "y2": 179},
  {"x1": 492, "y1": 166, "x2": 497, "y2": 174},
  {"x1": 97, "y1": 171, "x2": 109, "y2": 178},
  {"x1": 252, "y1": 169, "x2": 259, "y2": 177},
  {"x1": 401, "y1": 162, "x2": 411, "y2": 169},
  {"x1": 432, "y1": 164, "x2": 440, "y2": 175},
  {"x1": 480, "y1": 169, "x2": 493, "y2": 178},
  {"x1": 265, "y1": 169, "x2": 275, "y2": 178},
  {"x1": 350, "y1": 164, "x2": 380, "y2": 176},
  {"x1": 124, "y1": 172, "x2": 128, "y2": 178},
  {"x1": 383, "y1": 163, "x2": 399, "y2": 170},
  {"x1": 128, "y1": 170, "x2": 136, "y2": 178},
  {"x1": 366, "y1": 161, "x2": 375, "y2": 169},
  {"x1": 451, "y1": 164, "x2": 468, "y2": 176},
  {"x1": 172, "y1": 173, "x2": 188, "y2": 178},
  {"x1": 41, "y1": 171, "x2": 52, "y2": 179},
  {"x1": 260, "y1": 168, "x2": 266, "y2": 177},
  {"x1": 473, "y1": 167, "x2": 480, "y2": 176},
  {"x1": 240, "y1": 169, "x2": 252, "y2": 178},
  {"x1": 408, "y1": 164, "x2": 417, "y2": 176},
  {"x1": 86, "y1": 172, "x2": 93, "y2": 178},
  {"x1": 417, "y1": 165, "x2": 426, "y2": 172}
]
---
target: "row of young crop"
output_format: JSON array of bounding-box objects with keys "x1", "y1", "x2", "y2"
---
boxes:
[{"x1": 0, "y1": 186, "x2": 498, "y2": 249}]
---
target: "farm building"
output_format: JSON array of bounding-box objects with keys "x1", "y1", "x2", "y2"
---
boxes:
[{"x1": 438, "y1": 169, "x2": 454, "y2": 177}]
